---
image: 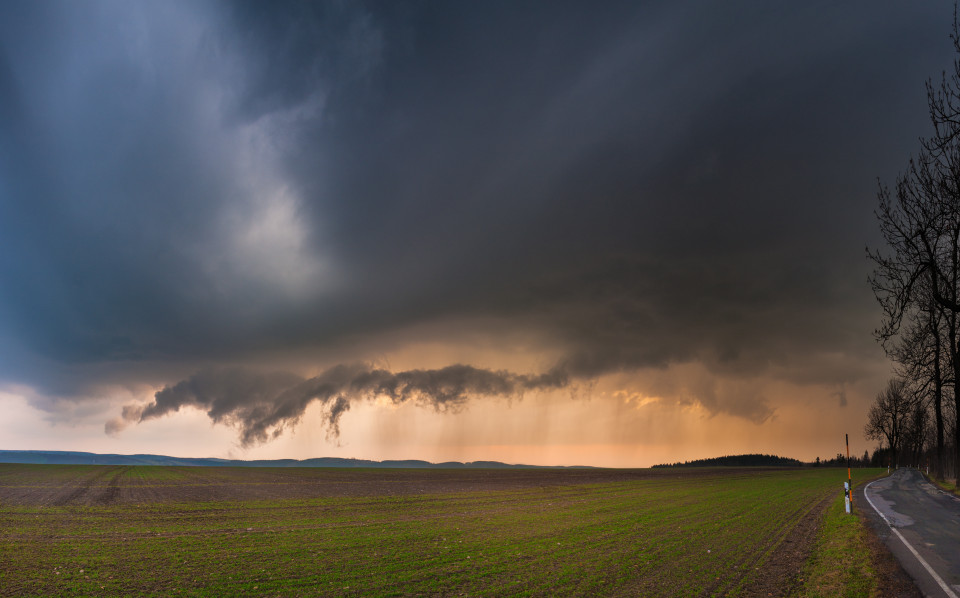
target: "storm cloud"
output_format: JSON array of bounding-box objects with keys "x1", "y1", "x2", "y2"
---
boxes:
[
  {"x1": 0, "y1": 1, "x2": 953, "y2": 452},
  {"x1": 111, "y1": 363, "x2": 569, "y2": 447}
]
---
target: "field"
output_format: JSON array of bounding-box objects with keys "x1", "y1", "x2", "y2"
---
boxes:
[{"x1": 0, "y1": 465, "x2": 879, "y2": 597}]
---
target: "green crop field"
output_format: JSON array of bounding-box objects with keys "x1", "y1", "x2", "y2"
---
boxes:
[{"x1": 0, "y1": 465, "x2": 882, "y2": 597}]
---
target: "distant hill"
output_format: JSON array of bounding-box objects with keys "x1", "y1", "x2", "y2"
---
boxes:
[
  {"x1": 651, "y1": 453, "x2": 803, "y2": 468},
  {"x1": 0, "y1": 450, "x2": 593, "y2": 469}
]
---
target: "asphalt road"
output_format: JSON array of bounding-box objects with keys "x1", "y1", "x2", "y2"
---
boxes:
[{"x1": 862, "y1": 468, "x2": 960, "y2": 598}]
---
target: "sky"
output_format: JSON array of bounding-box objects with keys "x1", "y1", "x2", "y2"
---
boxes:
[{"x1": 0, "y1": 1, "x2": 952, "y2": 467}]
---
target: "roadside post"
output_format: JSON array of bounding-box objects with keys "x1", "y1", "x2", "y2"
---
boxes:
[{"x1": 845, "y1": 434, "x2": 853, "y2": 513}]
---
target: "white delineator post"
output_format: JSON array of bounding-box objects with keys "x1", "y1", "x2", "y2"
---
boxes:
[
  {"x1": 844, "y1": 481, "x2": 851, "y2": 513},
  {"x1": 845, "y1": 434, "x2": 853, "y2": 513}
]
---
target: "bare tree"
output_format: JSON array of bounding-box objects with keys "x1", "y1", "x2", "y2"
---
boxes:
[
  {"x1": 870, "y1": 190, "x2": 952, "y2": 476},
  {"x1": 869, "y1": 12, "x2": 960, "y2": 479},
  {"x1": 864, "y1": 378, "x2": 917, "y2": 468},
  {"x1": 889, "y1": 289, "x2": 948, "y2": 475}
]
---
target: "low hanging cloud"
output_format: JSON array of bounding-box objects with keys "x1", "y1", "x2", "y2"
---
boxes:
[{"x1": 108, "y1": 363, "x2": 570, "y2": 447}]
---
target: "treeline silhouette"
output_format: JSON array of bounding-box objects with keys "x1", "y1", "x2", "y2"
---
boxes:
[
  {"x1": 812, "y1": 451, "x2": 874, "y2": 468},
  {"x1": 652, "y1": 454, "x2": 802, "y2": 468}
]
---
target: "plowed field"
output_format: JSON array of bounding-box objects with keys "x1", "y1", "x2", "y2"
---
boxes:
[{"x1": 0, "y1": 465, "x2": 874, "y2": 596}]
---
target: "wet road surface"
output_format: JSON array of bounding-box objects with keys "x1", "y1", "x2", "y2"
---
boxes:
[{"x1": 863, "y1": 468, "x2": 960, "y2": 598}]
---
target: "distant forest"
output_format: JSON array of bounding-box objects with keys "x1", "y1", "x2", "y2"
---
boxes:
[{"x1": 652, "y1": 454, "x2": 802, "y2": 468}]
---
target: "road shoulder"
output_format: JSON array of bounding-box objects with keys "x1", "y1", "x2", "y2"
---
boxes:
[{"x1": 857, "y1": 480, "x2": 935, "y2": 598}]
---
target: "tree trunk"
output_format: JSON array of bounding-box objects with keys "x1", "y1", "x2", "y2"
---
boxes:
[
  {"x1": 930, "y1": 295, "x2": 945, "y2": 478},
  {"x1": 952, "y1": 231, "x2": 960, "y2": 481},
  {"x1": 955, "y1": 337, "x2": 960, "y2": 481},
  {"x1": 954, "y1": 329, "x2": 960, "y2": 480}
]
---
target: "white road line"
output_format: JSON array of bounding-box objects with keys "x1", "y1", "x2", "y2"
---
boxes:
[{"x1": 864, "y1": 478, "x2": 959, "y2": 598}]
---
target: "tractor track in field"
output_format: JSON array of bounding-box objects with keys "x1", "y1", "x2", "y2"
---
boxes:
[
  {"x1": 738, "y1": 494, "x2": 832, "y2": 597},
  {"x1": 688, "y1": 493, "x2": 832, "y2": 598},
  {"x1": 44, "y1": 467, "x2": 128, "y2": 507}
]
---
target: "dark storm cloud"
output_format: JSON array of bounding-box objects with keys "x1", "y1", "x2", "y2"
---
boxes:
[
  {"x1": 0, "y1": 1, "x2": 952, "y2": 437},
  {"x1": 111, "y1": 363, "x2": 569, "y2": 446}
]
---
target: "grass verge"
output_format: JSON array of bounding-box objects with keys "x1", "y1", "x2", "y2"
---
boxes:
[
  {"x1": 928, "y1": 475, "x2": 959, "y2": 496},
  {"x1": 794, "y1": 468, "x2": 910, "y2": 598},
  {"x1": 793, "y1": 492, "x2": 875, "y2": 597}
]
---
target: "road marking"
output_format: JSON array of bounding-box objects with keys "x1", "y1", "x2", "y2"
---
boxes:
[{"x1": 864, "y1": 479, "x2": 959, "y2": 598}]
